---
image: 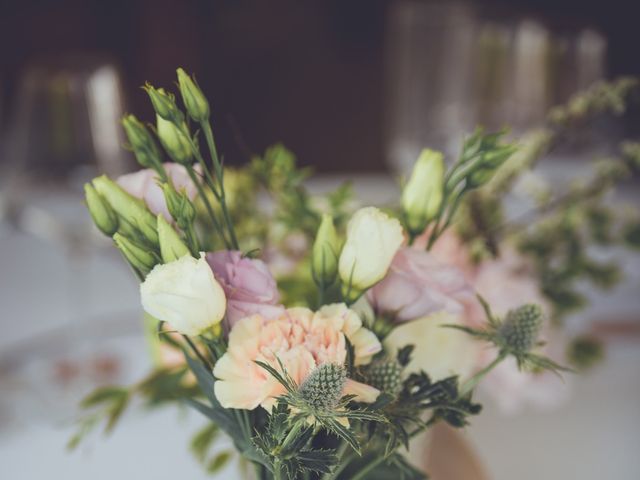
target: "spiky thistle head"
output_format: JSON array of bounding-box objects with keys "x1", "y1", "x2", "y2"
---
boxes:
[
  {"x1": 364, "y1": 360, "x2": 403, "y2": 397},
  {"x1": 299, "y1": 363, "x2": 346, "y2": 411},
  {"x1": 498, "y1": 304, "x2": 544, "y2": 353}
]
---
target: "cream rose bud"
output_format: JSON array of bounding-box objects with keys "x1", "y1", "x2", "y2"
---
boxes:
[
  {"x1": 140, "y1": 253, "x2": 226, "y2": 336},
  {"x1": 402, "y1": 149, "x2": 445, "y2": 235},
  {"x1": 338, "y1": 207, "x2": 404, "y2": 300}
]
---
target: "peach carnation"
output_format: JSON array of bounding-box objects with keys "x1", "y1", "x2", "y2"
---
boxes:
[{"x1": 213, "y1": 303, "x2": 382, "y2": 411}]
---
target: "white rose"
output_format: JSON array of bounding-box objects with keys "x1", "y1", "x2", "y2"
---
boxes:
[
  {"x1": 338, "y1": 206, "x2": 404, "y2": 299},
  {"x1": 140, "y1": 253, "x2": 226, "y2": 336}
]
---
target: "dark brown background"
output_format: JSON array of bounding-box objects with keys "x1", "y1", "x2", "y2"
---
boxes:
[{"x1": 0, "y1": 0, "x2": 638, "y2": 172}]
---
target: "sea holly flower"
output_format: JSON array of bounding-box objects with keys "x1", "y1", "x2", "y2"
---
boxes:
[
  {"x1": 212, "y1": 304, "x2": 381, "y2": 411},
  {"x1": 447, "y1": 297, "x2": 572, "y2": 396},
  {"x1": 140, "y1": 253, "x2": 227, "y2": 337},
  {"x1": 338, "y1": 207, "x2": 404, "y2": 302}
]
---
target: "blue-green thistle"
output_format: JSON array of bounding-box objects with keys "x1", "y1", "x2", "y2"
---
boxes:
[
  {"x1": 299, "y1": 363, "x2": 346, "y2": 411},
  {"x1": 365, "y1": 360, "x2": 403, "y2": 397},
  {"x1": 498, "y1": 304, "x2": 544, "y2": 353}
]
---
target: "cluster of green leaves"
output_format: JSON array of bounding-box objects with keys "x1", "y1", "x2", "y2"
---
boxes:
[
  {"x1": 252, "y1": 402, "x2": 339, "y2": 478},
  {"x1": 361, "y1": 346, "x2": 481, "y2": 458},
  {"x1": 423, "y1": 129, "x2": 517, "y2": 248},
  {"x1": 515, "y1": 153, "x2": 640, "y2": 319},
  {"x1": 67, "y1": 365, "x2": 199, "y2": 450},
  {"x1": 249, "y1": 143, "x2": 355, "y2": 239}
]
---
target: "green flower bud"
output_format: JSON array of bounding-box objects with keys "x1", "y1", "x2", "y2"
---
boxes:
[
  {"x1": 122, "y1": 114, "x2": 162, "y2": 169},
  {"x1": 92, "y1": 175, "x2": 159, "y2": 246},
  {"x1": 176, "y1": 68, "x2": 210, "y2": 123},
  {"x1": 401, "y1": 149, "x2": 445, "y2": 235},
  {"x1": 299, "y1": 363, "x2": 346, "y2": 411},
  {"x1": 498, "y1": 304, "x2": 544, "y2": 353},
  {"x1": 113, "y1": 232, "x2": 158, "y2": 276},
  {"x1": 162, "y1": 182, "x2": 196, "y2": 227},
  {"x1": 84, "y1": 183, "x2": 119, "y2": 236},
  {"x1": 143, "y1": 85, "x2": 183, "y2": 124},
  {"x1": 156, "y1": 115, "x2": 193, "y2": 165},
  {"x1": 311, "y1": 214, "x2": 341, "y2": 287},
  {"x1": 157, "y1": 215, "x2": 190, "y2": 263},
  {"x1": 365, "y1": 359, "x2": 403, "y2": 397}
]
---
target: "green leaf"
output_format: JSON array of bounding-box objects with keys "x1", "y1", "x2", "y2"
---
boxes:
[
  {"x1": 254, "y1": 359, "x2": 296, "y2": 393},
  {"x1": 190, "y1": 423, "x2": 220, "y2": 463},
  {"x1": 207, "y1": 451, "x2": 232, "y2": 474},
  {"x1": 80, "y1": 386, "x2": 128, "y2": 409},
  {"x1": 324, "y1": 417, "x2": 360, "y2": 454},
  {"x1": 297, "y1": 449, "x2": 338, "y2": 474}
]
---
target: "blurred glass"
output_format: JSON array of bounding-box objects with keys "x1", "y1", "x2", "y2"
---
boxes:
[
  {"x1": 0, "y1": 56, "x2": 129, "y2": 244},
  {"x1": 0, "y1": 57, "x2": 135, "y2": 429},
  {"x1": 385, "y1": 1, "x2": 607, "y2": 172}
]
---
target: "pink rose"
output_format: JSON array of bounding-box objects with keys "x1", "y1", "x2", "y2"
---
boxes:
[
  {"x1": 117, "y1": 163, "x2": 197, "y2": 221},
  {"x1": 206, "y1": 250, "x2": 285, "y2": 327},
  {"x1": 367, "y1": 246, "x2": 474, "y2": 323}
]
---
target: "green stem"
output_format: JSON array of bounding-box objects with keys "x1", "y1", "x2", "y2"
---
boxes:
[
  {"x1": 350, "y1": 455, "x2": 386, "y2": 480},
  {"x1": 185, "y1": 166, "x2": 231, "y2": 248},
  {"x1": 182, "y1": 334, "x2": 212, "y2": 371},
  {"x1": 201, "y1": 122, "x2": 240, "y2": 249},
  {"x1": 459, "y1": 351, "x2": 507, "y2": 397},
  {"x1": 185, "y1": 222, "x2": 200, "y2": 256}
]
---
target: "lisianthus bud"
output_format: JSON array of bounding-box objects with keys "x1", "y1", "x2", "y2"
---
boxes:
[
  {"x1": 84, "y1": 183, "x2": 118, "y2": 236},
  {"x1": 144, "y1": 85, "x2": 183, "y2": 124},
  {"x1": 402, "y1": 149, "x2": 445, "y2": 235},
  {"x1": 365, "y1": 360, "x2": 403, "y2": 397},
  {"x1": 140, "y1": 253, "x2": 227, "y2": 336},
  {"x1": 113, "y1": 233, "x2": 158, "y2": 275},
  {"x1": 498, "y1": 304, "x2": 544, "y2": 353},
  {"x1": 162, "y1": 182, "x2": 196, "y2": 227},
  {"x1": 92, "y1": 175, "x2": 158, "y2": 246},
  {"x1": 176, "y1": 68, "x2": 210, "y2": 123},
  {"x1": 338, "y1": 207, "x2": 404, "y2": 302},
  {"x1": 157, "y1": 214, "x2": 190, "y2": 263},
  {"x1": 299, "y1": 363, "x2": 347, "y2": 410},
  {"x1": 156, "y1": 115, "x2": 193, "y2": 165},
  {"x1": 312, "y1": 214, "x2": 341, "y2": 287},
  {"x1": 122, "y1": 115, "x2": 162, "y2": 169}
]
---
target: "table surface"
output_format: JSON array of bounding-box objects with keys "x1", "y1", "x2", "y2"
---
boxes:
[{"x1": 1, "y1": 174, "x2": 639, "y2": 480}]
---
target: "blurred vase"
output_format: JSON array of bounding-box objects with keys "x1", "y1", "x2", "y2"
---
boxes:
[{"x1": 385, "y1": 0, "x2": 607, "y2": 173}]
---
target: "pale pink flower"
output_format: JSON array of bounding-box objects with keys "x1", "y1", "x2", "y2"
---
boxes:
[
  {"x1": 367, "y1": 246, "x2": 474, "y2": 323},
  {"x1": 117, "y1": 163, "x2": 197, "y2": 221},
  {"x1": 206, "y1": 250, "x2": 285, "y2": 328},
  {"x1": 213, "y1": 304, "x2": 382, "y2": 411}
]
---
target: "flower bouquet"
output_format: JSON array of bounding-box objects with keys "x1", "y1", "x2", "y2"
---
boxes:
[{"x1": 73, "y1": 69, "x2": 640, "y2": 479}]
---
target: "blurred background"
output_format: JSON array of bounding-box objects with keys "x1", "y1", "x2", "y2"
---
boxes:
[{"x1": 0, "y1": 1, "x2": 639, "y2": 479}]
